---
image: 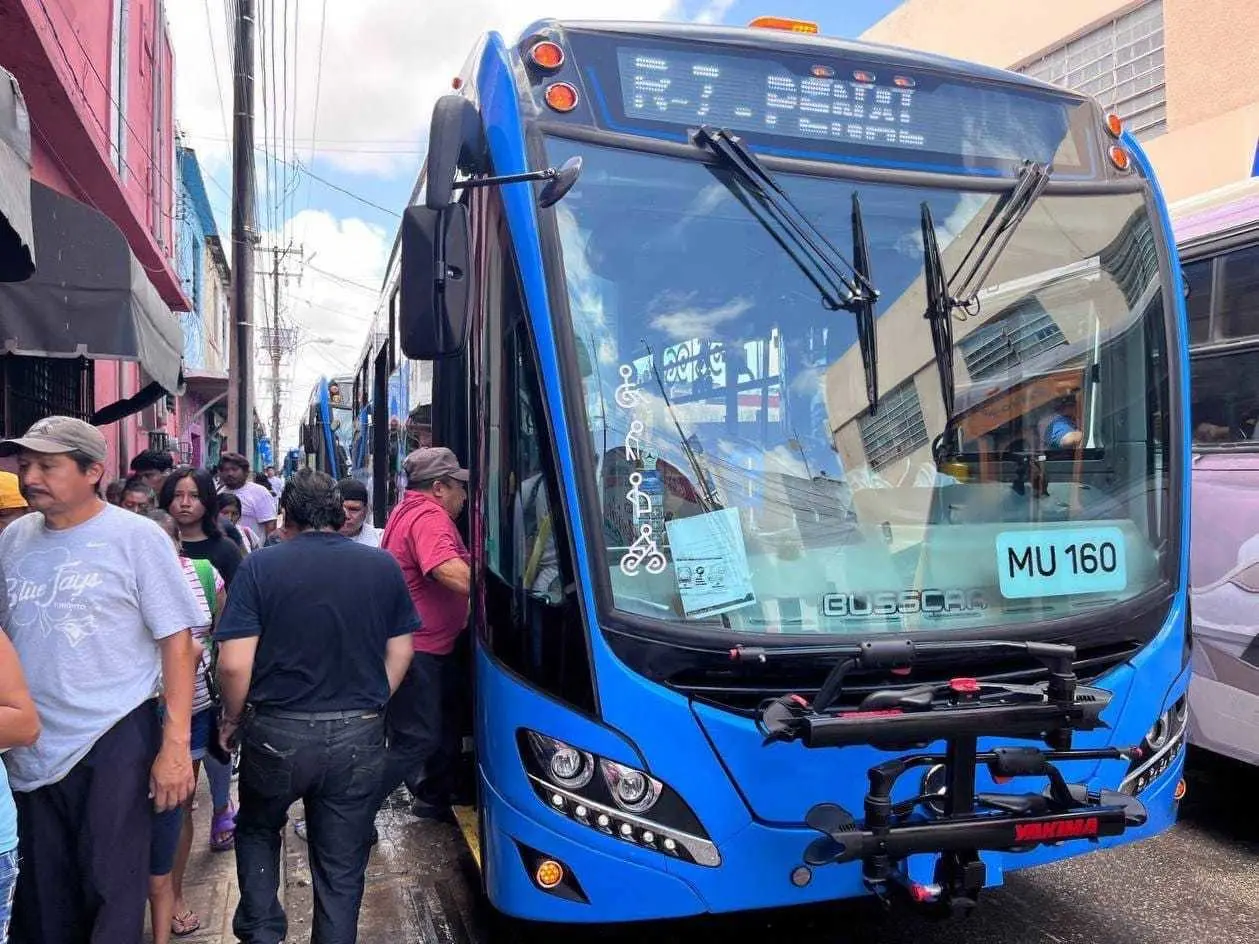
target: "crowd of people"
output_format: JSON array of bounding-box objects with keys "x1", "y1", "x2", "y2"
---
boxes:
[{"x1": 0, "y1": 416, "x2": 474, "y2": 944}]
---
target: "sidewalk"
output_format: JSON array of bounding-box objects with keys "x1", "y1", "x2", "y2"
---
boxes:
[
  {"x1": 284, "y1": 791, "x2": 482, "y2": 943},
  {"x1": 164, "y1": 783, "x2": 480, "y2": 943},
  {"x1": 143, "y1": 774, "x2": 261, "y2": 943}
]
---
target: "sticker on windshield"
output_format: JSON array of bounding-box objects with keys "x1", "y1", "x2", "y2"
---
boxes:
[
  {"x1": 665, "y1": 508, "x2": 756, "y2": 619},
  {"x1": 995, "y1": 527, "x2": 1127, "y2": 600}
]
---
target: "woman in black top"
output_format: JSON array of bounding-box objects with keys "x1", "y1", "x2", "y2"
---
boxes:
[{"x1": 160, "y1": 468, "x2": 243, "y2": 584}]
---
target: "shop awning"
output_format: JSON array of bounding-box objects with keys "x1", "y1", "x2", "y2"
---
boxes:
[
  {"x1": 0, "y1": 67, "x2": 35, "y2": 282},
  {"x1": 0, "y1": 182, "x2": 184, "y2": 395}
]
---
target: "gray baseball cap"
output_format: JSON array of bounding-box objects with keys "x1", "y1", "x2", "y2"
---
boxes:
[
  {"x1": 403, "y1": 446, "x2": 469, "y2": 483},
  {"x1": 0, "y1": 415, "x2": 108, "y2": 463}
]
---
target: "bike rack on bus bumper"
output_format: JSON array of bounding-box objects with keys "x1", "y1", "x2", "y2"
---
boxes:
[{"x1": 742, "y1": 639, "x2": 1149, "y2": 915}]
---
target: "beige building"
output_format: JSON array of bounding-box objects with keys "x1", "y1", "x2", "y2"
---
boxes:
[{"x1": 861, "y1": 0, "x2": 1259, "y2": 203}]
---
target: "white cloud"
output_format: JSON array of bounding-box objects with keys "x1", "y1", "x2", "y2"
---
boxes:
[
  {"x1": 170, "y1": 0, "x2": 704, "y2": 178},
  {"x1": 168, "y1": 1, "x2": 737, "y2": 448},
  {"x1": 250, "y1": 209, "x2": 389, "y2": 447},
  {"x1": 691, "y1": 1, "x2": 736, "y2": 25},
  {"x1": 650, "y1": 297, "x2": 752, "y2": 340}
]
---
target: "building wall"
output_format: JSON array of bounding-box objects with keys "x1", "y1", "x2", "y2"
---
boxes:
[
  {"x1": 6, "y1": 0, "x2": 181, "y2": 286},
  {"x1": 861, "y1": 0, "x2": 1131, "y2": 70},
  {"x1": 1, "y1": 0, "x2": 185, "y2": 477},
  {"x1": 202, "y1": 244, "x2": 230, "y2": 372},
  {"x1": 175, "y1": 158, "x2": 208, "y2": 370},
  {"x1": 861, "y1": 0, "x2": 1259, "y2": 202}
]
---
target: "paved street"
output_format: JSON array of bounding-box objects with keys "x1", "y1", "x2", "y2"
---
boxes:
[{"x1": 171, "y1": 749, "x2": 1259, "y2": 943}]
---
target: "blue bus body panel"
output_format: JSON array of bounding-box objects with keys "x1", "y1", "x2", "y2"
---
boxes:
[{"x1": 471, "y1": 29, "x2": 1192, "y2": 922}]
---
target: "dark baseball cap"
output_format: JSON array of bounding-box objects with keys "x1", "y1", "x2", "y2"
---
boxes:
[
  {"x1": 0, "y1": 415, "x2": 108, "y2": 463},
  {"x1": 403, "y1": 446, "x2": 469, "y2": 483}
]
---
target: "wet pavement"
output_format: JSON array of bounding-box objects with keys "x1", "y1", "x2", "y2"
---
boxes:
[{"x1": 176, "y1": 749, "x2": 1259, "y2": 943}]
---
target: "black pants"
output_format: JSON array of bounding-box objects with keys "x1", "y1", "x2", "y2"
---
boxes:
[
  {"x1": 376, "y1": 651, "x2": 459, "y2": 810},
  {"x1": 233, "y1": 711, "x2": 385, "y2": 944},
  {"x1": 10, "y1": 700, "x2": 160, "y2": 944}
]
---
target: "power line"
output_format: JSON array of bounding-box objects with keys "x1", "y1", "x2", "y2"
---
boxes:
[
  {"x1": 306, "y1": 0, "x2": 330, "y2": 226},
  {"x1": 285, "y1": 158, "x2": 401, "y2": 218},
  {"x1": 202, "y1": 0, "x2": 232, "y2": 145},
  {"x1": 303, "y1": 262, "x2": 380, "y2": 294}
]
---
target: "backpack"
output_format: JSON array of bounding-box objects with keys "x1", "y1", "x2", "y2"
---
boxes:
[{"x1": 189, "y1": 558, "x2": 221, "y2": 704}]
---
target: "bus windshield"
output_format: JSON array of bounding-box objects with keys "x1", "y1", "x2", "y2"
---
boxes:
[{"x1": 547, "y1": 138, "x2": 1172, "y2": 635}]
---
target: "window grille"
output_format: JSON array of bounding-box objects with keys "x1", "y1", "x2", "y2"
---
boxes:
[
  {"x1": 0, "y1": 356, "x2": 94, "y2": 437},
  {"x1": 1019, "y1": 1, "x2": 1166, "y2": 139},
  {"x1": 960, "y1": 302, "x2": 1068, "y2": 379},
  {"x1": 857, "y1": 381, "x2": 928, "y2": 470}
]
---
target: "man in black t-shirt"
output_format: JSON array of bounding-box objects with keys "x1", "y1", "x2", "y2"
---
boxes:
[{"x1": 214, "y1": 469, "x2": 416, "y2": 944}]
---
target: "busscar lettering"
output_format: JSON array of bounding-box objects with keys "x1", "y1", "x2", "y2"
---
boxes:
[
  {"x1": 822, "y1": 589, "x2": 987, "y2": 619},
  {"x1": 1012, "y1": 817, "x2": 1100, "y2": 843}
]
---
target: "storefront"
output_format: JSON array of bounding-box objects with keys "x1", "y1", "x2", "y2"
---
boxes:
[{"x1": 0, "y1": 180, "x2": 184, "y2": 468}]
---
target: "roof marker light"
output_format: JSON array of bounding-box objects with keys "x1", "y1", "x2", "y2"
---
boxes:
[
  {"x1": 1108, "y1": 144, "x2": 1132, "y2": 171},
  {"x1": 544, "y1": 82, "x2": 579, "y2": 113},
  {"x1": 530, "y1": 40, "x2": 565, "y2": 71},
  {"x1": 749, "y1": 16, "x2": 819, "y2": 34}
]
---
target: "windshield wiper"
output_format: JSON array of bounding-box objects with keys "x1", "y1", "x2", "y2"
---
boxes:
[
  {"x1": 850, "y1": 192, "x2": 878, "y2": 415},
  {"x1": 696, "y1": 126, "x2": 881, "y2": 414},
  {"x1": 920, "y1": 161, "x2": 1052, "y2": 459},
  {"x1": 921, "y1": 202, "x2": 956, "y2": 423},
  {"x1": 949, "y1": 160, "x2": 1053, "y2": 307}
]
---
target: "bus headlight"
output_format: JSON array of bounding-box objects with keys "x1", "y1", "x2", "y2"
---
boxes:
[
  {"x1": 600, "y1": 760, "x2": 662, "y2": 814},
  {"x1": 518, "y1": 730, "x2": 719, "y2": 867},
  {"x1": 527, "y1": 731, "x2": 594, "y2": 789},
  {"x1": 1120, "y1": 696, "x2": 1188, "y2": 796}
]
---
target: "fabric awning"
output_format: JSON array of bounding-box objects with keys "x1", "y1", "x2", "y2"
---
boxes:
[
  {"x1": 0, "y1": 67, "x2": 35, "y2": 282},
  {"x1": 0, "y1": 182, "x2": 184, "y2": 394}
]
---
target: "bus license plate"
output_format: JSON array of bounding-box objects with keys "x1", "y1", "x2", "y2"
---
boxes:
[{"x1": 995, "y1": 527, "x2": 1127, "y2": 600}]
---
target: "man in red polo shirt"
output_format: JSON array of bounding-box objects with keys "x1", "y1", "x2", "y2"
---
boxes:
[{"x1": 377, "y1": 447, "x2": 471, "y2": 819}]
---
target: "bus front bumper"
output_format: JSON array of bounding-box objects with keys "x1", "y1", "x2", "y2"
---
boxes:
[{"x1": 476, "y1": 748, "x2": 1182, "y2": 923}]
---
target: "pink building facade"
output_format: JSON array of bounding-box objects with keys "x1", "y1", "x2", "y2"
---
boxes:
[{"x1": 0, "y1": 0, "x2": 188, "y2": 477}]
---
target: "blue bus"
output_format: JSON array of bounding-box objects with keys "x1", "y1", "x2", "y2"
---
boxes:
[
  {"x1": 348, "y1": 309, "x2": 433, "y2": 525},
  {"x1": 296, "y1": 376, "x2": 354, "y2": 480},
  {"x1": 384, "y1": 15, "x2": 1190, "y2": 923}
]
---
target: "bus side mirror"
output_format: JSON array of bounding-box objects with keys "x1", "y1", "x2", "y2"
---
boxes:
[
  {"x1": 425, "y1": 95, "x2": 485, "y2": 210},
  {"x1": 399, "y1": 202, "x2": 471, "y2": 360}
]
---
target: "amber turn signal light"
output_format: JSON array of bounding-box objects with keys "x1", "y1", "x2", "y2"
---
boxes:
[
  {"x1": 530, "y1": 40, "x2": 565, "y2": 71},
  {"x1": 535, "y1": 859, "x2": 565, "y2": 889},
  {"x1": 545, "y1": 82, "x2": 579, "y2": 113}
]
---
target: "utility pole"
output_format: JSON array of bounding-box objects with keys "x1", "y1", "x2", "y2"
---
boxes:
[
  {"x1": 228, "y1": 0, "x2": 256, "y2": 459},
  {"x1": 257, "y1": 245, "x2": 302, "y2": 454}
]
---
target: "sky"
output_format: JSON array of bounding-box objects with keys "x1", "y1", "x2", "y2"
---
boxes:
[{"x1": 167, "y1": 0, "x2": 904, "y2": 451}]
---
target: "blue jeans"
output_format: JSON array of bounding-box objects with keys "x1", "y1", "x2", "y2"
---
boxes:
[
  {"x1": 205, "y1": 752, "x2": 233, "y2": 811},
  {"x1": 0, "y1": 848, "x2": 17, "y2": 944},
  {"x1": 233, "y1": 711, "x2": 385, "y2": 944}
]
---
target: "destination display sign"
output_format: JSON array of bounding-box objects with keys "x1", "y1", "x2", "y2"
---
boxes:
[{"x1": 562, "y1": 32, "x2": 1099, "y2": 174}]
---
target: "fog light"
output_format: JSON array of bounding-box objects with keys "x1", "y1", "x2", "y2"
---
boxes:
[{"x1": 535, "y1": 859, "x2": 564, "y2": 889}]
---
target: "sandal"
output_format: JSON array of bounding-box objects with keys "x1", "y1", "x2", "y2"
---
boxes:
[
  {"x1": 211, "y1": 805, "x2": 236, "y2": 852},
  {"x1": 172, "y1": 910, "x2": 201, "y2": 936}
]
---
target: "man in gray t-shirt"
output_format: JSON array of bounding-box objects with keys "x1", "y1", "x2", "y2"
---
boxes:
[{"x1": 0, "y1": 416, "x2": 203, "y2": 944}]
